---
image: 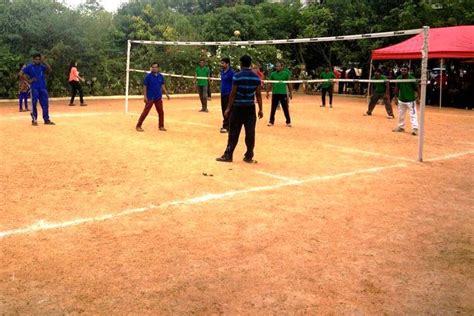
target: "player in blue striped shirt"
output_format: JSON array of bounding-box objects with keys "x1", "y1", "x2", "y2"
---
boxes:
[{"x1": 216, "y1": 55, "x2": 263, "y2": 163}]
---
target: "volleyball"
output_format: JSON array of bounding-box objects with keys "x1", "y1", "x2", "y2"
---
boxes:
[{"x1": 234, "y1": 30, "x2": 240, "y2": 36}]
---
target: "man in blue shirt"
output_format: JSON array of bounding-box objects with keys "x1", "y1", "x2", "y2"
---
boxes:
[
  {"x1": 136, "y1": 62, "x2": 170, "y2": 132},
  {"x1": 216, "y1": 55, "x2": 263, "y2": 163},
  {"x1": 219, "y1": 57, "x2": 235, "y2": 133},
  {"x1": 21, "y1": 53, "x2": 55, "y2": 126}
]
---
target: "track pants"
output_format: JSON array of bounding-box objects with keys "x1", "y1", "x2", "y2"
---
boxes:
[
  {"x1": 269, "y1": 94, "x2": 291, "y2": 124},
  {"x1": 221, "y1": 94, "x2": 230, "y2": 130},
  {"x1": 136, "y1": 99, "x2": 164, "y2": 128},
  {"x1": 197, "y1": 85, "x2": 208, "y2": 111},
  {"x1": 368, "y1": 92, "x2": 394, "y2": 116},
  {"x1": 223, "y1": 106, "x2": 257, "y2": 160},
  {"x1": 397, "y1": 100, "x2": 418, "y2": 130},
  {"x1": 19, "y1": 91, "x2": 29, "y2": 111},
  {"x1": 69, "y1": 80, "x2": 84, "y2": 104},
  {"x1": 321, "y1": 87, "x2": 333, "y2": 106},
  {"x1": 31, "y1": 88, "x2": 50, "y2": 122}
]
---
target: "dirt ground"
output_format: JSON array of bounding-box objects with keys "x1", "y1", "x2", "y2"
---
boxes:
[{"x1": 0, "y1": 94, "x2": 473, "y2": 314}]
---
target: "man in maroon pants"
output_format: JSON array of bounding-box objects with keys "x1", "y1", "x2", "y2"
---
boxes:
[{"x1": 136, "y1": 62, "x2": 170, "y2": 132}]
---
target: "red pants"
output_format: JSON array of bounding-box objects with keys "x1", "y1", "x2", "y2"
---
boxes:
[{"x1": 136, "y1": 99, "x2": 164, "y2": 128}]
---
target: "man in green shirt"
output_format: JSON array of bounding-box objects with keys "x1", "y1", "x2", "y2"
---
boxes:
[
  {"x1": 392, "y1": 66, "x2": 419, "y2": 135},
  {"x1": 266, "y1": 62, "x2": 293, "y2": 127},
  {"x1": 365, "y1": 68, "x2": 395, "y2": 118},
  {"x1": 320, "y1": 66, "x2": 336, "y2": 108},
  {"x1": 195, "y1": 59, "x2": 210, "y2": 112}
]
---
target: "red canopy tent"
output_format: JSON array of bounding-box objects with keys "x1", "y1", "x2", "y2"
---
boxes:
[
  {"x1": 370, "y1": 26, "x2": 474, "y2": 108},
  {"x1": 371, "y1": 25, "x2": 474, "y2": 60}
]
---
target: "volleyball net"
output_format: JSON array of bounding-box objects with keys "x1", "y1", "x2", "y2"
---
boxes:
[{"x1": 125, "y1": 27, "x2": 430, "y2": 161}]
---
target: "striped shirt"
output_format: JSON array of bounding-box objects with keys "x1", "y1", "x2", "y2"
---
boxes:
[{"x1": 233, "y1": 68, "x2": 261, "y2": 107}]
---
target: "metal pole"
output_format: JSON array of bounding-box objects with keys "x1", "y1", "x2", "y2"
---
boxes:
[
  {"x1": 367, "y1": 59, "x2": 373, "y2": 104},
  {"x1": 125, "y1": 40, "x2": 131, "y2": 114},
  {"x1": 418, "y1": 26, "x2": 429, "y2": 162},
  {"x1": 439, "y1": 58, "x2": 443, "y2": 108}
]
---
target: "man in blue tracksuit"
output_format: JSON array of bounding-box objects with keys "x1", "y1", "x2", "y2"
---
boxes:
[
  {"x1": 219, "y1": 57, "x2": 235, "y2": 133},
  {"x1": 21, "y1": 53, "x2": 55, "y2": 126}
]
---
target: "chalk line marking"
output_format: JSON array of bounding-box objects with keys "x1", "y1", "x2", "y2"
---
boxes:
[
  {"x1": 424, "y1": 150, "x2": 474, "y2": 162},
  {"x1": 0, "y1": 163, "x2": 406, "y2": 239},
  {"x1": 425, "y1": 111, "x2": 474, "y2": 119},
  {"x1": 323, "y1": 143, "x2": 413, "y2": 162},
  {"x1": 0, "y1": 112, "x2": 115, "y2": 121},
  {"x1": 128, "y1": 112, "x2": 215, "y2": 128},
  {"x1": 457, "y1": 141, "x2": 474, "y2": 146},
  {"x1": 255, "y1": 171, "x2": 298, "y2": 182}
]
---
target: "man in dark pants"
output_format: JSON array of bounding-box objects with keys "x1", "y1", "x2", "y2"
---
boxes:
[
  {"x1": 21, "y1": 53, "x2": 55, "y2": 126},
  {"x1": 266, "y1": 62, "x2": 292, "y2": 127},
  {"x1": 195, "y1": 59, "x2": 210, "y2": 112},
  {"x1": 365, "y1": 69, "x2": 395, "y2": 118},
  {"x1": 320, "y1": 66, "x2": 336, "y2": 108},
  {"x1": 219, "y1": 57, "x2": 235, "y2": 133},
  {"x1": 216, "y1": 55, "x2": 263, "y2": 163}
]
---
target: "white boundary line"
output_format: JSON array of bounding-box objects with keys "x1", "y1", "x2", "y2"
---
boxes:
[
  {"x1": 323, "y1": 143, "x2": 413, "y2": 162},
  {"x1": 254, "y1": 171, "x2": 298, "y2": 182},
  {"x1": 0, "y1": 112, "x2": 115, "y2": 121},
  {"x1": 0, "y1": 163, "x2": 406, "y2": 239},
  {"x1": 127, "y1": 112, "x2": 215, "y2": 128},
  {"x1": 424, "y1": 150, "x2": 474, "y2": 162}
]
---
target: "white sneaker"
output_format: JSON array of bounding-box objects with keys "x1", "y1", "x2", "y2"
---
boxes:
[{"x1": 286, "y1": 123, "x2": 292, "y2": 127}]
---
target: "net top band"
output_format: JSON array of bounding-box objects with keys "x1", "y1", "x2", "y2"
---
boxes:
[{"x1": 129, "y1": 28, "x2": 423, "y2": 46}]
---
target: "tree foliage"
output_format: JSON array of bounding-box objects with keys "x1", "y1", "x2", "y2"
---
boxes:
[{"x1": 0, "y1": 0, "x2": 472, "y2": 97}]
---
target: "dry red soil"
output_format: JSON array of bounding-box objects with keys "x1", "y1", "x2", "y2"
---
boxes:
[{"x1": 1, "y1": 94, "x2": 473, "y2": 314}]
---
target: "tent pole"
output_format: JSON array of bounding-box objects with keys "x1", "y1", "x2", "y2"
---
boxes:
[
  {"x1": 418, "y1": 26, "x2": 429, "y2": 162},
  {"x1": 439, "y1": 58, "x2": 443, "y2": 108},
  {"x1": 367, "y1": 59, "x2": 373, "y2": 105},
  {"x1": 125, "y1": 40, "x2": 131, "y2": 114}
]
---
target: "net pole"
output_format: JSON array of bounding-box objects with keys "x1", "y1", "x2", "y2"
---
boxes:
[
  {"x1": 125, "y1": 40, "x2": 131, "y2": 114},
  {"x1": 367, "y1": 59, "x2": 373, "y2": 104},
  {"x1": 418, "y1": 26, "x2": 429, "y2": 162},
  {"x1": 439, "y1": 58, "x2": 444, "y2": 108}
]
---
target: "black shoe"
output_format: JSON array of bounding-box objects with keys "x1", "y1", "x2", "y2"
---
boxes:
[
  {"x1": 243, "y1": 157, "x2": 255, "y2": 163},
  {"x1": 44, "y1": 120, "x2": 55, "y2": 125},
  {"x1": 364, "y1": 112, "x2": 372, "y2": 116},
  {"x1": 216, "y1": 156, "x2": 232, "y2": 162},
  {"x1": 32, "y1": 120, "x2": 38, "y2": 126}
]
